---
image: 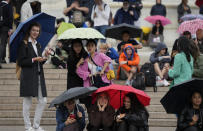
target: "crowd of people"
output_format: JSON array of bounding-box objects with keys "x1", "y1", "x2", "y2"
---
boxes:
[{"x1": 0, "y1": 0, "x2": 203, "y2": 131}]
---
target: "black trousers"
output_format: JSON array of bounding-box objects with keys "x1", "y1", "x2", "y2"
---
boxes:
[
  {"x1": 91, "y1": 126, "x2": 111, "y2": 131},
  {"x1": 0, "y1": 27, "x2": 9, "y2": 63},
  {"x1": 184, "y1": 126, "x2": 202, "y2": 131},
  {"x1": 117, "y1": 121, "x2": 146, "y2": 131}
]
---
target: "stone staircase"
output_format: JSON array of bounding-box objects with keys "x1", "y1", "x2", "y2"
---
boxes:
[{"x1": 0, "y1": 64, "x2": 176, "y2": 127}]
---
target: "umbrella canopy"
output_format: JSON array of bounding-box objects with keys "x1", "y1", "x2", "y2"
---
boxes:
[
  {"x1": 196, "y1": 0, "x2": 203, "y2": 7},
  {"x1": 57, "y1": 28, "x2": 105, "y2": 40},
  {"x1": 49, "y1": 87, "x2": 97, "y2": 108},
  {"x1": 105, "y1": 23, "x2": 142, "y2": 40},
  {"x1": 160, "y1": 79, "x2": 203, "y2": 114},
  {"x1": 57, "y1": 22, "x2": 76, "y2": 36},
  {"x1": 180, "y1": 14, "x2": 203, "y2": 21},
  {"x1": 144, "y1": 15, "x2": 172, "y2": 26},
  {"x1": 178, "y1": 19, "x2": 203, "y2": 35},
  {"x1": 92, "y1": 84, "x2": 151, "y2": 109},
  {"x1": 10, "y1": 12, "x2": 56, "y2": 62}
]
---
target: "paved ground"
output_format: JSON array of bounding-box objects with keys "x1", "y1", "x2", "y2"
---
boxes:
[{"x1": 0, "y1": 126, "x2": 176, "y2": 131}]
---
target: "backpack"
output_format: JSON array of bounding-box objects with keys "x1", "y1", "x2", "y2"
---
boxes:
[
  {"x1": 16, "y1": 40, "x2": 28, "y2": 80},
  {"x1": 72, "y1": 10, "x2": 85, "y2": 27},
  {"x1": 132, "y1": 72, "x2": 146, "y2": 90},
  {"x1": 140, "y1": 63, "x2": 157, "y2": 92},
  {"x1": 93, "y1": 4, "x2": 113, "y2": 26},
  {"x1": 0, "y1": 3, "x2": 6, "y2": 27}
]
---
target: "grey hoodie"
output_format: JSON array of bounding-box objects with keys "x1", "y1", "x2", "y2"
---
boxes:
[{"x1": 150, "y1": 43, "x2": 171, "y2": 64}]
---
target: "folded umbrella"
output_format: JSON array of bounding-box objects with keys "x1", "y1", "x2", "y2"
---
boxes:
[
  {"x1": 57, "y1": 22, "x2": 76, "y2": 36},
  {"x1": 144, "y1": 15, "x2": 172, "y2": 26},
  {"x1": 10, "y1": 12, "x2": 56, "y2": 62},
  {"x1": 49, "y1": 87, "x2": 97, "y2": 108},
  {"x1": 180, "y1": 14, "x2": 203, "y2": 21},
  {"x1": 57, "y1": 28, "x2": 105, "y2": 40},
  {"x1": 178, "y1": 19, "x2": 203, "y2": 35},
  {"x1": 105, "y1": 23, "x2": 142, "y2": 40},
  {"x1": 160, "y1": 79, "x2": 203, "y2": 114},
  {"x1": 92, "y1": 84, "x2": 150, "y2": 109}
]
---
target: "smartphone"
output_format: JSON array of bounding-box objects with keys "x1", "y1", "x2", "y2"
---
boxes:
[{"x1": 69, "y1": 114, "x2": 76, "y2": 119}]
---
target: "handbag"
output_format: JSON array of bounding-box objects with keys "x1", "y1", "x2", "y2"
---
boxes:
[{"x1": 89, "y1": 56, "x2": 109, "y2": 88}]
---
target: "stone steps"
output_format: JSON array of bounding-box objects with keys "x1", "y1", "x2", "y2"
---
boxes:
[
  {"x1": 0, "y1": 104, "x2": 166, "y2": 112},
  {"x1": 0, "y1": 117, "x2": 176, "y2": 127},
  {"x1": 0, "y1": 64, "x2": 175, "y2": 127}
]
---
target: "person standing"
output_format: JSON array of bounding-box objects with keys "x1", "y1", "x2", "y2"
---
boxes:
[
  {"x1": 168, "y1": 36, "x2": 194, "y2": 88},
  {"x1": 17, "y1": 22, "x2": 51, "y2": 131},
  {"x1": 63, "y1": 0, "x2": 89, "y2": 27},
  {"x1": 91, "y1": 0, "x2": 110, "y2": 43},
  {"x1": 114, "y1": 0, "x2": 139, "y2": 25},
  {"x1": 67, "y1": 39, "x2": 88, "y2": 90},
  {"x1": 177, "y1": 0, "x2": 191, "y2": 24},
  {"x1": 0, "y1": 0, "x2": 13, "y2": 67},
  {"x1": 20, "y1": 0, "x2": 40, "y2": 22},
  {"x1": 150, "y1": 0, "x2": 167, "y2": 17}
]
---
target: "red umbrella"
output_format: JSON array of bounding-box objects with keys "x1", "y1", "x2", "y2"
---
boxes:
[
  {"x1": 196, "y1": 0, "x2": 203, "y2": 7},
  {"x1": 92, "y1": 84, "x2": 151, "y2": 109}
]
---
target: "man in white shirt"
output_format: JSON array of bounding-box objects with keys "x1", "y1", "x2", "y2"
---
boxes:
[{"x1": 91, "y1": 0, "x2": 110, "y2": 43}]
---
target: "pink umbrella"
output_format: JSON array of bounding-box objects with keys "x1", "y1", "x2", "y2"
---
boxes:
[
  {"x1": 144, "y1": 15, "x2": 172, "y2": 26},
  {"x1": 178, "y1": 19, "x2": 203, "y2": 35}
]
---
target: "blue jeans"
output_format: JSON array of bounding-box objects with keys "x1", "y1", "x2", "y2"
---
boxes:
[{"x1": 94, "y1": 25, "x2": 108, "y2": 43}]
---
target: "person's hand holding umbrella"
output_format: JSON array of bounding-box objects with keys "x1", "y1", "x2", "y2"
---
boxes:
[
  {"x1": 65, "y1": 116, "x2": 77, "y2": 126},
  {"x1": 129, "y1": 10, "x2": 134, "y2": 16}
]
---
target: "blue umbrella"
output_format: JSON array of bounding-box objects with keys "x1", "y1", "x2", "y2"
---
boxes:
[
  {"x1": 10, "y1": 12, "x2": 56, "y2": 62},
  {"x1": 180, "y1": 14, "x2": 203, "y2": 21}
]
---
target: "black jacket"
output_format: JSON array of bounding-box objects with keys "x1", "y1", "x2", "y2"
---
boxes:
[
  {"x1": 0, "y1": 1, "x2": 13, "y2": 29},
  {"x1": 150, "y1": 4, "x2": 166, "y2": 17},
  {"x1": 177, "y1": 106, "x2": 203, "y2": 130},
  {"x1": 17, "y1": 40, "x2": 47, "y2": 97},
  {"x1": 116, "y1": 107, "x2": 149, "y2": 128},
  {"x1": 67, "y1": 56, "x2": 84, "y2": 89},
  {"x1": 177, "y1": 3, "x2": 191, "y2": 22}
]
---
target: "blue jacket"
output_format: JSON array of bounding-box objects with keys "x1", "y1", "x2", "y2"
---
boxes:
[
  {"x1": 106, "y1": 47, "x2": 119, "y2": 60},
  {"x1": 114, "y1": 6, "x2": 139, "y2": 25},
  {"x1": 150, "y1": 43, "x2": 171, "y2": 64},
  {"x1": 150, "y1": 4, "x2": 166, "y2": 17},
  {"x1": 56, "y1": 104, "x2": 85, "y2": 131}
]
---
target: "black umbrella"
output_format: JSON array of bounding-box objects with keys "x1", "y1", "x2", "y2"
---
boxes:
[
  {"x1": 105, "y1": 23, "x2": 142, "y2": 40},
  {"x1": 49, "y1": 87, "x2": 97, "y2": 108},
  {"x1": 160, "y1": 79, "x2": 203, "y2": 114}
]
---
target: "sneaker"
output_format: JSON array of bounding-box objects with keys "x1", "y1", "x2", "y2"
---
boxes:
[
  {"x1": 163, "y1": 79, "x2": 170, "y2": 87},
  {"x1": 156, "y1": 79, "x2": 164, "y2": 87},
  {"x1": 25, "y1": 127, "x2": 34, "y2": 131},
  {"x1": 156, "y1": 76, "x2": 161, "y2": 81},
  {"x1": 34, "y1": 127, "x2": 45, "y2": 131},
  {"x1": 125, "y1": 80, "x2": 131, "y2": 86}
]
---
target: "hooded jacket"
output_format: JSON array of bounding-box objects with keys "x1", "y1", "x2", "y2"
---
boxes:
[
  {"x1": 20, "y1": 0, "x2": 39, "y2": 22},
  {"x1": 117, "y1": 44, "x2": 140, "y2": 79},
  {"x1": 150, "y1": 1, "x2": 166, "y2": 17},
  {"x1": 150, "y1": 43, "x2": 171, "y2": 64}
]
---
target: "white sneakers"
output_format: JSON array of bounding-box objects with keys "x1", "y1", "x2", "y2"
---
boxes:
[
  {"x1": 25, "y1": 127, "x2": 34, "y2": 131},
  {"x1": 34, "y1": 127, "x2": 45, "y2": 131},
  {"x1": 125, "y1": 80, "x2": 131, "y2": 86},
  {"x1": 156, "y1": 76, "x2": 170, "y2": 87},
  {"x1": 26, "y1": 127, "x2": 45, "y2": 131}
]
